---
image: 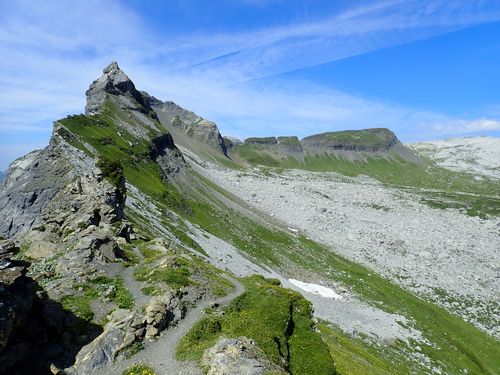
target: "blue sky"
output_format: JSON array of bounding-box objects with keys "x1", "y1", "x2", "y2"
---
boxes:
[{"x1": 0, "y1": 0, "x2": 499, "y2": 171}]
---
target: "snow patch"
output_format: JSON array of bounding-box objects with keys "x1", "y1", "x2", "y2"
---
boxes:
[{"x1": 289, "y1": 279, "x2": 343, "y2": 299}]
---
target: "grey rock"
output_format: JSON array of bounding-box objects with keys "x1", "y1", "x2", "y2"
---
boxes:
[
  {"x1": 0, "y1": 239, "x2": 52, "y2": 374},
  {"x1": 147, "y1": 93, "x2": 228, "y2": 156},
  {"x1": 108, "y1": 309, "x2": 144, "y2": 332},
  {"x1": 244, "y1": 137, "x2": 277, "y2": 146},
  {"x1": 85, "y1": 62, "x2": 156, "y2": 120},
  {"x1": 149, "y1": 133, "x2": 187, "y2": 178},
  {"x1": 229, "y1": 128, "x2": 421, "y2": 165},
  {"x1": 0, "y1": 127, "x2": 94, "y2": 238},
  {"x1": 202, "y1": 337, "x2": 285, "y2": 375},
  {"x1": 223, "y1": 136, "x2": 243, "y2": 148},
  {"x1": 68, "y1": 309, "x2": 145, "y2": 375},
  {"x1": 299, "y1": 128, "x2": 422, "y2": 163},
  {"x1": 277, "y1": 136, "x2": 302, "y2": 154},
  {"x1": 70, "y1": 325, "x2": 127, "y2": 374},
  {"x1": 144, "y1": 291, "x2": 186, "y2": 338},
  {"x1": 300, "y1": 128, "x2": 397, "y2": 152}
]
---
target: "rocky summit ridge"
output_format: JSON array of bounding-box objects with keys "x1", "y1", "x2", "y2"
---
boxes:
[{"x1": 0, "y1": 62, "x2": 499, "y2": 375}]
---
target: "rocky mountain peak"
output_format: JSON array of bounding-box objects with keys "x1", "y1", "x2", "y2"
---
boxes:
[
  {"x1": 85, "y1": 62, "x2": 155, "y2": 119},
  {"x1": 103, "y1": 61, "x2": 119, "y2": 74}
]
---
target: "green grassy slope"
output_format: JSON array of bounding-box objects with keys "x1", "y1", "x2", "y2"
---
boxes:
[
  {"x1": 57, "y1": 107, "x2": 500, "y2": 374},
  {"x1": 177, "y1": 275, "x2": 337, "y2": 375}
]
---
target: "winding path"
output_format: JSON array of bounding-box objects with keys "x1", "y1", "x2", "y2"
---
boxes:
[{"x1": 102, "y1": 275, "x2": 245, "y2": 375}]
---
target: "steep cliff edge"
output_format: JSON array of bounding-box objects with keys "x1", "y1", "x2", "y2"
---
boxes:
[
  {"x1": 0, "y1": 128, "x2": 94, "y2": 238},
  {"x1": 146, "y1": 93, "x2": 228, "y2": 161},
  {"x1": 227, "y1": 128, "x2": 423, "y2": 177}
]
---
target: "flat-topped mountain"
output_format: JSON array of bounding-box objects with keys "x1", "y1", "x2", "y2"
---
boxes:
[
  {"x1": 301, "y1": 128, "x2": 398, "y2": 151},
  {"x1": 231, "y1": 128, "x2": 421, "y2": 167}
]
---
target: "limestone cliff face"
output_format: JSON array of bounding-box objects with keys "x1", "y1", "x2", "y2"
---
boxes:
[
  {"x1": 232, "y1": 128, "x2": 421, "y2": 165},
  {"x1": 145, "y1": 95, "x2": 200, "y2": 125},
  {"x1": 149, "y1": 133, "x2": 186, "y2": 178},
  {"x1": 0, "y1": 127, "x2": 94, "y2": 238},
  {"x1": 300, "y1": 128, "x2": 398, "y2": 152},
  {"x1": 146, "y1": 93, "x2": 228, "y2": 156},
  {"x1": 245, "y1": 137, "x2": 277, "y2": 146},
  {"x1": 277, "y1": 136, "x2": 303, "y2": 154}
]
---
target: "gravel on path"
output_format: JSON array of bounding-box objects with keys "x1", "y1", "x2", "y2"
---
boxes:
[{"x1": 102, "y1": 276, "x2": 245, "y2": 375}]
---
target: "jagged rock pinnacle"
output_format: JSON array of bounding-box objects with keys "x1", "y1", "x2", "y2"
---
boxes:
[
  {"x1": 103, "y1": 61, "x2": 119, "y2": 74},
  {"x1": 85, "y1": 62, "x2": 154, "y2": 118}
]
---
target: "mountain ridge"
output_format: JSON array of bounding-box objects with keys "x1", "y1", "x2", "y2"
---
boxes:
[{"x1": 0, "y1": 62, "x2": 498, "y2": 375}]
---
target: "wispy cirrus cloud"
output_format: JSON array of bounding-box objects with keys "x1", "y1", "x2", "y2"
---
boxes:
[
  {"x1": 0, "y1": 0, "x2": 499, "y2": 170},
  {"x1": 433, "y1": 118, "x2": 500, "y2": 136},
  {"x1": 159, "y1": 0, "x2": 500, "y2": 81}
]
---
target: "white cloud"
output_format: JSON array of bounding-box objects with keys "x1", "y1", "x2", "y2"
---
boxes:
[
  {"x1": 159, "y1": 0, "x2": 500, "y2": 82},
  {"x1": 0, "y1": 0, "x2": 499, "y2": 169},
  {"x1": 434, "y1": 118, "x2": 500, "y2": 134}
]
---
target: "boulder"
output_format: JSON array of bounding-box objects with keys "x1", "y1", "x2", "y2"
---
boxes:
[
  {"x1": 67, "y1": 309, "x2": 144, "y2": 375},
  {"x1": 202, "y1": 337, "x2": 285, "y2": 375},
  {"x1": 144, "y1": 291, "x2": 186, "y2": 338}
]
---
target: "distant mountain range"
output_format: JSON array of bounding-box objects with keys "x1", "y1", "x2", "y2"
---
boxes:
[{"x1": 0, "y1": 171, "x2": 4, "y2": 182}]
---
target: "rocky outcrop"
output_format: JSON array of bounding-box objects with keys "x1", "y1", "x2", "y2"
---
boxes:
[
  {"x1": 202, "y1": 337, "x2": 285, "y2": 375},
  {"x1": 0, "y1": 239, "x2": 69, "y2": 374},
  {"x1": 244, "y1": 137, "x2": 277, "y2": 146},
  {"x1": 14, "y1": 161, "x2": 127, "y2": 261},
  {"x1": 300, "y1": 128, "x2": 398, "y2": 152},
  {"x1": 230, "y1": 128, "x2": 422, "y2": 165},
  {"x1": 192, "y1": 120, "x2": 226, "y2": 150},
  {"x1": 277, "y1": 136, "x2": 302, "y2": 154},
  {"x1": 149, "y1": 134, "x2": 187, "y2": 177},
  {"x1": 66, "y1": 290, "x2": 187, "y2": 374},
  {"x1": 223, "y1": 136, "x2": 243, "y2": 149},
  {"x1": 0, "y1": 126, "x2": 94, "y2": 238},
  {"x1": 0, "y1": 240, "x2": 37, "y2": 361},
  {"x1": 67, "y1": 309, "x2": 144, "y2": 375},
  {"x1": 144, "y1": 291, "x2": 187, "y2": 338},
  {"x1": 147, "y1": 94, "x2": 228, "y2": 156},
  {"x1": 85, "y1": 62, "x2": 157, "y2": 120},
  {"x1": 145, "y1": 96, "x2": 200, "y2": 125}
]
